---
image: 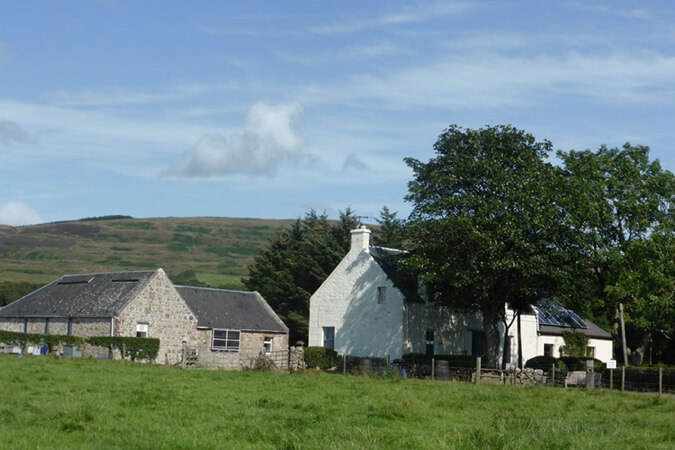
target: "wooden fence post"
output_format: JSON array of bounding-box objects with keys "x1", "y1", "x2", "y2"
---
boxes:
[
  {"x1": 475, "y1": 357, "x2": 481, "y2": 384},
  {"x1": 343, "y1": 353, "x2": 347, "y2": 375},
  {"x1": 552, "y1": 363, "x2": 556, "y2": 387},
  {"x1": 621, "y1": 366, "x2": 625, "y2": 392},
  {"x1": 181, "y1": 342, "x2": 187, "y2": 369},
  {"x1": 659, "y1": 367, "x2": 663, "y2": 396},
  {"x1": 431, "y1": 358, "x2": 435, "y2": 381},
  {"x1": 610, "y1": 369, "x2": 613, "y2": 390}
]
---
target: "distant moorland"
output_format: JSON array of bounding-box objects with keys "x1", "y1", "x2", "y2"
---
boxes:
[{"x1": 0, "y1": 216, "x2": 296, "y2": 291}]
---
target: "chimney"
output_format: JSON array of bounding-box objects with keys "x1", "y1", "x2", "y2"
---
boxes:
[{"x1": 350, "y1": 225, "x2": 371, "y2": 252}]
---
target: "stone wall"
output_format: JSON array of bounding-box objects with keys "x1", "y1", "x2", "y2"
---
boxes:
[
  {"x1": 116, "y1": 268, "x2": 198, "y2": 365},
  {"x1": 191, "y1": 329, "x2": 289, "y2": 369}
]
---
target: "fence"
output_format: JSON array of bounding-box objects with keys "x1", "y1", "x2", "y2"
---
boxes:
[
  {"x1": 182, "y1": 344, "x2": 289, "y2": 370},
  {"x1": 333, "y1": 354, "x2": 673, "y2": 395}
]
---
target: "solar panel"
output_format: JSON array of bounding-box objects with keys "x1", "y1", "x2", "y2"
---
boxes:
[
  {"x1": 536, "y1": 299, "x2": 587, "y2": 329},
  {"x1": 57, "y1": 276, "x2": 94, "y2": 285}
]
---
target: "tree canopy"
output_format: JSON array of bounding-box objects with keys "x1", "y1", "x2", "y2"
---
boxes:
[
  {"x1": 403, "y1": 124, "x2": 570, "y2": 368},
  {"x1": 558, "y1": 144, "x2": 674, "y2": 363},
  {"x1": 244, "y1": 208, "x2": 359, "y2": 344}
]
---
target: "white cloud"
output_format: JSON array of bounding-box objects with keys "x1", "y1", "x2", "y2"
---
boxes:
[
  {"x1": 0, "y1": 120, "x2": 36, "y2": 146},
  {"x1": 299, "y1": 50, "x2": 675, "y2": 110},
  {"x1": 166, "y1": 102, "x2": 305, "y2": 177},
  {"x1": 0, "y1": 201, "x2": 43, "y2": 226},
  {"x1": 309, "y1": 2, "x2": 469, "y2": 34},
  {"x1": 343, "y1": 153, "x2": 370, "y2": 171}
]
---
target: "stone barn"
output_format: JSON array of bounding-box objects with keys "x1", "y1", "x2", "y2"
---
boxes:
[
  {"x1": 176, "y1": 286, "x2": 289, "y2": 369},
  {"x1": 0, "y1": 269, "x2": 198, "y2": 364}
]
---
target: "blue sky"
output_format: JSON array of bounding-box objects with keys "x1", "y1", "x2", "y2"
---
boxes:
[{"x1": 1, "y1": 1, "x2": 674, "y2": 226}]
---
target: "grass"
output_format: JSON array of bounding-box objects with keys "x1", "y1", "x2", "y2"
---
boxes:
[
  {"x1": 0, "y1": 355, "x2": 673, "y2": 449},
  {"x1": 0, "y1": 217, "x2": 296, "y2": 289}
]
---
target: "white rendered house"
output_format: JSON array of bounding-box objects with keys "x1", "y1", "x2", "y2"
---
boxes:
[{"x1": 308, "y1": 226, "x2": 613, "y2": 366}]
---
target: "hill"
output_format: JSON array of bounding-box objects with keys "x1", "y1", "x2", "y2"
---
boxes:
[{"x1": 0, "y1": 216, "x2": 295, "y2": 291}]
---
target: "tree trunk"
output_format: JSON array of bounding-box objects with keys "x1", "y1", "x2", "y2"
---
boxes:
[
  {"x1": 517, "y1": 312, "x2": 523, "y2": 370},
  {"x1": 481, "y1": 301, "x2": 501, "y2": 369}
]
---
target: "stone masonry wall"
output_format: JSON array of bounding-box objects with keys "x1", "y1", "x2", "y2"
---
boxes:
[
  {"x1": 116, "y1": 269, "x2": 197, "y2": 365},
  {"x1": 192, "y1": 329, "x2": 289, "y2": 369}
]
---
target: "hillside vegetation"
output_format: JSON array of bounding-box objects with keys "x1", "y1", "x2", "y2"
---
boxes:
[
  {"x1": 1, "y1": 355, "x2": 673, "y2": 449},
  {"x1": 0, "y1": 216, "x2": 295, "y2": 290}
]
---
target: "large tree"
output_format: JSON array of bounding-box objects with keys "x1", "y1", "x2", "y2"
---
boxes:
[
  {"x1": 558, "y1": 144, "x2": 674, "y2": 363},
  {"x1": 244, "y1": 208, "x2": 359, "y2": 344},
  {"x1": 403, "y1": 125, "x2": 570, "y2": 368}
]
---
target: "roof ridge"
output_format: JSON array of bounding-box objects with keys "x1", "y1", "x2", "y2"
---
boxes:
[{"x1": 174, "y1": 285, "x2": 255, "y2": 294}]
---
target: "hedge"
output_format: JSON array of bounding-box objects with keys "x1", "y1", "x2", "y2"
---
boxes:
[
  {"x1": 87, "y1": 336, "x2": 160, "y2": 361},
  {"x1": 0, "y1": 331, "x2": 159, "y2": 361},
  {"x1": 402, "y1": 353, "x2": 477, "y2": 368},
  {"x1": 525, "y1": 355, "x2": 568, "y2": 372},
  {"x1": 0, "y1": 330, "x2": 84, "y2": 349},
  {"x1": 303, "y1": 346, "x2": 337, "y2": 370}
]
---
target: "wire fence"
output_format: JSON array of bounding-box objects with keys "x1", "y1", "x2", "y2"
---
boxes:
[{"x1": 331, "y1": 354, "x2": 674, "y2": 395}]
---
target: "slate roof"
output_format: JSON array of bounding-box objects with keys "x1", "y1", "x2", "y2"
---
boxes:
[
  {"x1": 369, "y1": 246, "x2": 423, "y2": 302},
  {"x1": 176, "y1": 286, "x2": 288, "y2": 333},
  {"x1": 0, "y1": 270, "x2": 157, "y2": 318}
]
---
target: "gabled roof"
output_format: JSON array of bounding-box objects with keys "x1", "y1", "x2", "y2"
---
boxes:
[
  {"x1": 0, "y1": 270, "x2": 157, "y2": 318},
  {"x1": 176, "y1": 286, "x2": 288, "y2": 333}
]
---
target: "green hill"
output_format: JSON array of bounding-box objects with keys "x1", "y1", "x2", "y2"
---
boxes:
[{"x1": 0, "y1": 216, "x2": 295, "y2": 291}]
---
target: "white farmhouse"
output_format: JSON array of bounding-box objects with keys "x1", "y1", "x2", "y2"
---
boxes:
[{"x1": 308, "y1": 226, "x2": 613, "y2": 367}]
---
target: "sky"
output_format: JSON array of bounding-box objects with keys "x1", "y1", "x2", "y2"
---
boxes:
[{"x1": 1, "y1": 1, "x2": 674, "y2": 226}]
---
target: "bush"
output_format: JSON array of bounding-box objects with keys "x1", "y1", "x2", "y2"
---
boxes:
[
  {"x1": 524, "y1": 355, "x2": 567, "y2": 372},
  {"x1": 87, "y1": 336, "x2": 160, "y2": 362},
  {"x1": 0, "y1": 330, "x2": 83, "y2": 350},
  {"x1": 303, "y1": 347, "x2": 337, "y2": 370},
  {"x1": 402, "y1": 353, "x2": 477, "y2": 368},
  {"x1": 559, "y1": 356, "x2": 603, "y2": 371}
]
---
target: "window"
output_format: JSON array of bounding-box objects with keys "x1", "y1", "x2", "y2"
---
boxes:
[
  {"x1": 263, "y1": 336, "x2": 273, "y2": 354},
  {"x1": 136, "y1": 323, "x2": 148, "y2": 338},
  {"x1": 425, "y1": 330, "x2": 434, "y2": 356},
  {"x1": 212, "y1": 329, "x2": 240, "y2": 352},
  {"x1": 544, "y1": 343, "x2": 553, "y2": 357},
  {"x1": 377, "y1": 286, "x2": 386, "y2": 304},
  {"x1": 586, "y1": 346, "x2": 595, "y2": 358},
  {"x1": 323, "y1": 327, "x2": 335, "y2": 350},
  {"x1": 67, "y1": 318, "x2": 73, "y2": 336}
]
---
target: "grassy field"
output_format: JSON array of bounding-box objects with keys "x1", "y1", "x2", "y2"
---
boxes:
[
  {"x1": 0, "y1": 216, "x2": 295, "y2": 289},
  {"x1": 0, "y1": 355, "x2": 672, "y2": 449}
]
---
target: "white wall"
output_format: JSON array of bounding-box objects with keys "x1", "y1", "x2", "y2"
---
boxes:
[{"x1": 308, "y1": 229, "x2": 405, "y2": 359}]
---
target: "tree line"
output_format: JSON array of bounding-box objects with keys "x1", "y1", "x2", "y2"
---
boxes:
[{"x1": 246, "y1": 124, "x2": 673, "y2": 366}]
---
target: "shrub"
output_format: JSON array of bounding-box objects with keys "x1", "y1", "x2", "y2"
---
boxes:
[
  {"x1": 559, "y1": 356, "x2": 603, "y2": 371},
  {"x1": 303, "y1": 347, "x2": 337, "y2": 370},
  {"x1": 0, "y1": 330, "x2": 83, "y2": 350},
  {"x1": 87, "y1": 336, "x2": 160, "y2": 362},
  {"x1": 560, "y1": 332, "x2": 589, "y2": 357},
  {"x1": 401, "y1": 353, "x2": 477, "y2": 368},
  {"x1": 525, "y1": 355, "x2": 567, "y2": 372}
]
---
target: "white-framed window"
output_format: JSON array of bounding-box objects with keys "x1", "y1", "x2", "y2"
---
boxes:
[
  {"x1": 377, "y1": 286, "x2": 386, "y2": 304},
  {"x1": 322, "y1": 326, "x2": 335, "y2": 350},
  {"x1": 212, "y1": 329, "x2": 240, "y2": 352},
  {"x1": 263, "y1": 336, "x2": 273, "y2": 354},
  {"x1": 136, "y1": 323, "x2": 148, "y2": 338},
  {"x1": 586, "y1": 346, "x2": 595, "y2": 358}
]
